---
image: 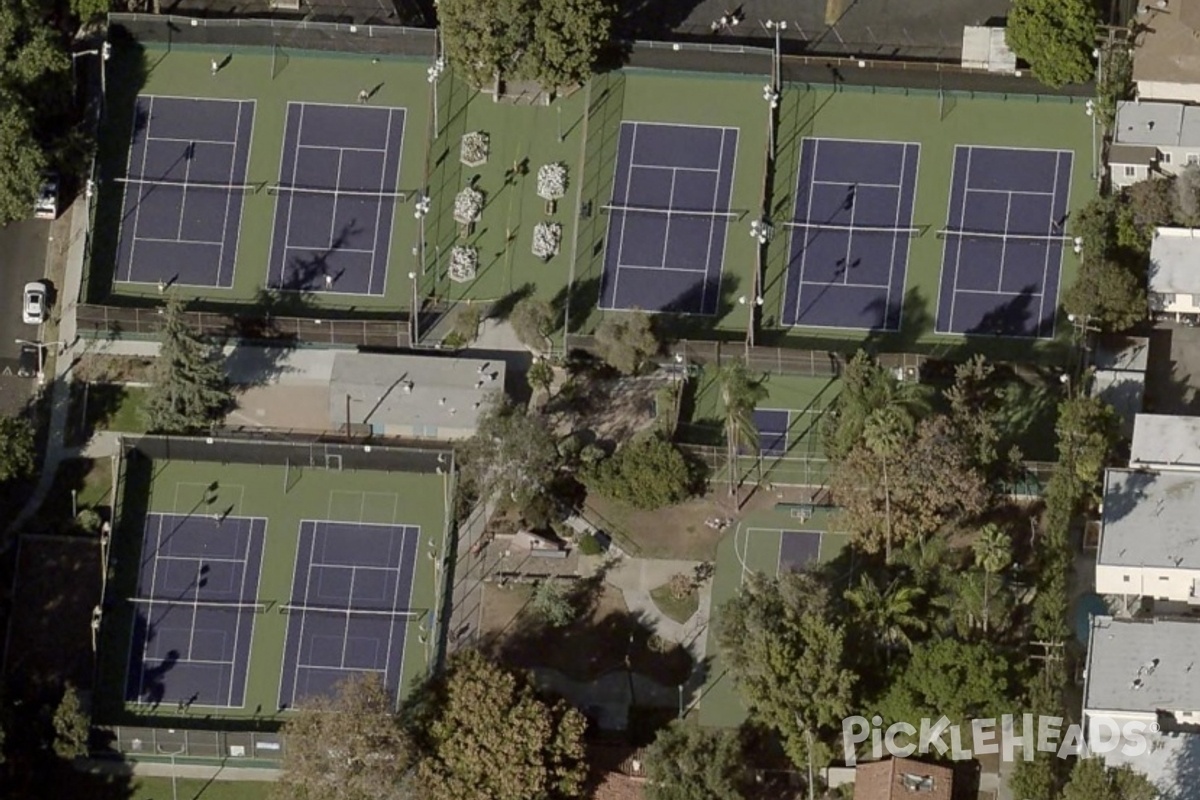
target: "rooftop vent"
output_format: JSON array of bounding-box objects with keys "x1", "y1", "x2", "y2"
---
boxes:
[{"x1": 901, "y1": 774, "x2": 936, "y2": 793}]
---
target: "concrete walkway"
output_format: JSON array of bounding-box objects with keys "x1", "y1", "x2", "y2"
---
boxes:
[{"x1": 81, "y1": 758, "x2": 278, "y2": 781}]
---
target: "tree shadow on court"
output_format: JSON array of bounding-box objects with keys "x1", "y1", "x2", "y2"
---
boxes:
[
  {"x1": 271, "y1": 220, "x2": 367, "y2": 294},
  {"x1": 651, "y1": 273, "x2": 744, "y2": 345},
  {"x1": 965, "y1": 285, "x2": 1039, "y2": 340},
  {"x1": 609, "y1": 0, "x2": 710, "y2": 42},
  {"x1": 489, "y1": 283, "x2": 535, "y2": 322},
  {"x1": 85, "y1": 27, "x2": 152, "y2": 304},
  {"x1": 550, "y1": 275, "x2": 602, "y2": 335}
]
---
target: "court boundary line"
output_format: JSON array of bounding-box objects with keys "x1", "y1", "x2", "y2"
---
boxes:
[
  {"x1": 606, "y1": 122, "x2": 639, "y2": 311},
  {"x1": 893, "y1": 142, "x2": 921, "y2": 335},
  {"x1": 228, "y1": 517, "x2": 266, "y2": 706},
  {"x1": 119, "y1": 95, "x2": 155, "y2": 284},
  {"x1": 710, "y1": 126, "x2": 738, "y2": 317},
  {"x1": 221, "y1": 100, "x2": 256, "y2": 290}
]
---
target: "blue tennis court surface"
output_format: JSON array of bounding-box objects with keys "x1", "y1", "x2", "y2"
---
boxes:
[
  {"x1": 599, "y1": 121, "x2": 738, "y2": 315},
  {"x1": 279, "y1": 520, "x2": 419, "y2": 708},
  {"x1": 779, "y1": 530, "x2": 821, "y2": 572},
  {"x1": 754, "y1": 409, "x2": 789, "y2": 456},
  {"x1": 936, "y1": 145, "x2": 1073, "y2": 338},
  {"x1": 115, "y1": 96, "x2": 255, "y2": 288},
  {"x1": 125, "y1": 512, "x2": 266, "y2": 708},
  {"x1": 268, "y1": 102, "x2": 406, "y2": 297},
  {"x1": 783, "y1": 138, "x2": 919, "y2": 330}
]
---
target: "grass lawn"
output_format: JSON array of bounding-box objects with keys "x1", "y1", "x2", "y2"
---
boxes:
[
  {"x1": 33, "y1": 457, "x2": 114, "y2": 530},
  {"x1": 585, "y1": 493, "x2": 726, "y2": 561},
  {"x1": 649, "y1": 583, "x2": 699, "y2": 624},
  {"x1": 68, "y1": 383, "x2": 150, "y2": 446}
]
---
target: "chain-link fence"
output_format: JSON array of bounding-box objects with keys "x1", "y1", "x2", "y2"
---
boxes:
[
  {"x1": 95, "y1": 725, "x2": 284, "y2": 763},
  {"x1": 108, "y1": 13, "x2": 435, "y2": 57}
]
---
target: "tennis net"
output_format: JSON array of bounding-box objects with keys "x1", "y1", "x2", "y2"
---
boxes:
[
  {"x1": 278, "y1": 602, "x2": 422, "y2": 619},
  {"x1": 267, "y1": 184, "x2": 410, "y2": 200},
  {"x1": 601, "y1": 203, "x2": 738, "y2": 219},
  {"x1": 116, "y1": 176, "x2": 265, "y2": 193},
  {"x1": 937, "y1": 228, "x2": 1073, "y2": 243},
  {"x1": 128, "y1": 597, "x2": 271, "y2": 613},
  {"x1": 785, "y1": 221, "x2": 923, "y2": 235}
]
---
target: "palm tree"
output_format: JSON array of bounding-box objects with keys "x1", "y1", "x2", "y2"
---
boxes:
[
  {"x1": 862, "y1": 406, "x2": 913, "y2": 563},
  {"x1": 972, "y1": 524, "x2": 1012, "y2": 635},
  {"x1": 844, "y1": 574, "x2": 927, "y2": 660},
  {"x1": 719, "y1": 361, "x2": 767, "y2": 502}
]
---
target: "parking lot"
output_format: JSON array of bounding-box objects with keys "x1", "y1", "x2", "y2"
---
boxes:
[{"x1": 0, "y1": 217, "x2": 52, "y2": 415}]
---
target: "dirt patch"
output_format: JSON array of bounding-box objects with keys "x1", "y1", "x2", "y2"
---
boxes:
[
  {"x1": 73, "y1": 354, "x2": 154, "y2": 384},
  {"x1": 480, "y1": 581, "x2": 692, "y2": 686},
  {"x1": 6, "y1": 535, "x2": 101, "y2": 701}
]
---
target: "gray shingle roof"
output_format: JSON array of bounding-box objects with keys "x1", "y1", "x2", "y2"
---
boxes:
[{"x1": 1085, "y1": 616, "x2": 1200, "y2": 715}]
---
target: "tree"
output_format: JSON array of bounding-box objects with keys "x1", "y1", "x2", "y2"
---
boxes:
[
  {"x1": 530, "y1": 0, "x2": 613, "y2": 87},
  {"x1": 526, "y1": 358, "x2": 555, "y2": 398},
  {"x1": 460, "y1": 397, "x2": 559, "y2": 506},
  {"x1": 833, "y1": 416, "x2": 989, "y2": 554},
  {"x1": 1061, "y1": 758, "x2": 1157, "y2": 800},
  {"x1": 583, "y1": 433, "x2": 695, "y2": 509},
  {"x1": 51, "y1": 684, "x2": 90, "y2": 759},
  {"x1": 1056, "y1": 394, "x2": 1120, "y2": 500},
  {"x1": 719, "y1": 360, "x2": 767, "y2": 498},
  {"x1": 861, "y1": 405, "x2": 912, "y2": 562},
  {"x1": 1010, "y1": 749, "x2": 1067, "y2": 800},
  {"x1": 276, "y1": 673, "x2": 411, "y2": 800},
  {"x1": 937, "y1": 568, "x2": 1013, "y2": 639},
  {"x1": 1177, "y1": 164, "x2": 1200, "y2": 225},
  {"x1": 0, "y1": 415, "x2": 35, "y2": 482},
  {"x1": 844, "y1": 574, "x2": 927, "y2": 660},
  {"x1": 644, "y1": 723, "x2": 748, "y2": 800},
  {"x1": 70, "y1": 0, "x2": 111, "y2": 24},
  {"x1": 144, "y1": 297, "x2": 232, "y2": 434},
  {"x1": 414, "y1": 650, "x2": 587, "y2": 800},
  {"x1": 1006, "y1": 0, "x2": 1098, "y2": 88},
  {"x1": 945, "y1": 355, "x2": 1004, "y2": 472},
  {"x1": 595, "y1": 311, "x2": 659, "y2": 374},
  {"x1": 822, "y1": 351, "x2": 929, "y2": 462},
  {"x1": 0, "y1": 96, "x2": 46, "y2": 225},
  {"x1": 880, "y1": 637, "x2": 1011, "y2": 725},
  {"x1": 1062, "y1": 258, "x2": 1146, "y2": 332},
  {"x1": 437, "y1": 0, "x2": 533, "y2": 87},
  {"x1": 509, "y1": 297, "x2": 556, "y2": 353},
  {"x1": 972, "y1": 525, "x2": 1011, "y2": 635},
  {"x1": 1126, "y1": 176, "x2": 1177, "y2": 235},
  {"x1": 717, "y1": 571, "x2": 857, "y2": 770},
  {"x1": 530, "y1": 580, "x2": 576, "y2": 627}
]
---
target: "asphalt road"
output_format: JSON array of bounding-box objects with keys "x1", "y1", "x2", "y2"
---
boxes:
[{"x1": 0, "y1": 217, "x2": 51, "y2": 415}]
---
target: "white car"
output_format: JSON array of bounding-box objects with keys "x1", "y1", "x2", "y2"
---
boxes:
[
  {"x1": 22, "y1": 282, "x2": 46, "y2": 325},
  {"x1": 34, "y1": 174, "x2": 58, "y2": 220}
]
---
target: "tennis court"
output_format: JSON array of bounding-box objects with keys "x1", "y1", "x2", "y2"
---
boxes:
[
  {"x1": 599, "y1": 121, "x2": 739, "y2": 315},
  {"x1": 125, "y1": 510, "x2": 266, "y2": 709},
  {"x1": 782, "y1": 137, "x2": 919, "y2": 331},
  {"x1": 751, "y1": 406, "x2": 826, "y2": 459},
  {"x1": 114, "y1": 95, "x2": 255, "y2": 289},
  {"x1": 278, "y1": 518, "x2": 419, "y2": 709},
  {"x1": 267, "y1": 102, "x2": 407, "y2": 296},
  {"x1": 935, "y1": 145, "x2": 1073, "y2": 338}
]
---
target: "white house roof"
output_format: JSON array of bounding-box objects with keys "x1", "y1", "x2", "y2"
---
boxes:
[
  {"x1": 1099, "y1": 468, "x2": 1200, "y2": 570},
  {"x1": 1149, "y1": 228, "x2": 1200, "y2": 296},
  {"x1": 328, "y1": 352, "x2": 505, "y2": 433},
  {"x1": 1130, "y1": 413, "x2": 1200, "y2": 470},
  {"x1": 960, "y1": 26, "x2": 1016, "y2": 73},
  {"x1": 1115, "y1": 101, "x2": 1200, "y2": 148},
  {"x1": 1093, "y1": 336, "x2": 1150, "y2": 373},
  {"x1": 1084, "y1": 616, "x2": 1200, "y2": 715}
]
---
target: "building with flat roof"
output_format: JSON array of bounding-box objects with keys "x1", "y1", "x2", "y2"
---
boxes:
[
  {"x1": 1148, "y1": 228, "x2": 1200, "y2": 322},
  {"x1": 1130, "y1": 414, "x2": 1200, "y2": 471},
  {"x1": 1110, "y1": 103, "x2": 1200, "y2": 187},
  {"x1": 1096, "y1": 468, "x2": 1200, "y2": 605},
  {"x1": 1091, "y1": 336, "x2": 1148, "y2": 437},
  {"x1": 1131, "y1": 1, "x2": 1200, "y2": 104},
  {"x1": 1083, "y1": 616, "x2": 1200, "y2": 797}
]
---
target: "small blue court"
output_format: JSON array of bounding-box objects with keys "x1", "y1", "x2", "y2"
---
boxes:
[
  {"x1": 599, "y1": 121, "x2": 739, "y2": 315},
  {"x1": 935, "y1": 145, "x2": 1073, "y2": 338},
  {"x1": 115, "y1": 96, "x2": 255, "y2": 289},
  {"x1": 268, "y1": 102, "x2": 406, "y2": 297},
  {"x1": 751, "y1": 407, "x2": 824, "y2": 458},
  {"x1": 782, "y1": 138, "x2": 920, "y2": 331},
  {"x1": 125, "y1": 512, "x2": 266, "y2": 709},
  {"x1": 279, "y1": 520, "x2": 419, "y2": 709}
]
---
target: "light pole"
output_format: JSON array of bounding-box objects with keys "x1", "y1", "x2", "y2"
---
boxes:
[
  {"x1": 427, "y1": 56, "x2": 445, "y2": 138},
  {"x1": 408, "y1": 271, "x2": 420, "y2": 346},
  {"x1": 746, "y1": 219, "x2": 771, "y2": 352},
  {"x1": 157, "y1": 739, "x2": 186, "y2": 800},
  {"x1": 72, "y1": 41, "x2": 110, "y2": 109},
  {"x1": 557, "y1": 105, "x2": 564, "y2": 143},
  {"x1": 15, "y1": 339, "x2": 66, "y2": 384},
  {"x1": 765, "y1": 19, "x2": 786, "y2": 91},
  {"x1": 1085, "y1": 98, "x2": 1098, "y2": 182},
  {"x1": 414, "y1": 194, "x2": 431, "y2": 275},
  {"x1": 762, "y1": 84, "x2": 780, "y2": 155}
]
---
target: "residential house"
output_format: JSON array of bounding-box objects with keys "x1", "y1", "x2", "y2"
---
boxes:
[
  {"x1": 1095, "y1": 468, "x2": 1200, "y2": 607},
  {"x1": 853, "y1": 757, "x2": 953, "y2": 800},
  {"x1": 1148, "y1": 228, "x2": 1200, "y2": 321},
  {"x1": 1091, "y1": 336, "x2": 1148, "y2": 436},
  {"x1": 1131, "y1": 1, "x2": 1200, "y2": 103},
  {"x1": 1082, "y1": 615, "x2": 1200, "y2": 799},
  {"x1": 1109, "y1": 102, "x2": 1200, "y2": 188},
  {"x1": 1130, "y1": 413, "x2": 1200, "y2": 471}
]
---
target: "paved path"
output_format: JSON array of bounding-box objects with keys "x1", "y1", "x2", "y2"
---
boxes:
[{"x1": 81, "y1": 758, "x2": 278, "y2": 781}]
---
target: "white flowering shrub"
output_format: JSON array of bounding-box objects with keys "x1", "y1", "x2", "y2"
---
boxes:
[
  {"x1": 532, "y1": 222, "x2": 562, "y2": 260},
  {"x1": 536, "y1": 162, "x2": 567, "y2": 201},
  {"x1": 460, "y1": 132, "x2": 489, "y2": 167},
  {"x1": 449, "y1": 246, "x2": 478, "y2": 283},
  {"x1": 453, "y1": 186, "x2": 483, "y2": 224}
]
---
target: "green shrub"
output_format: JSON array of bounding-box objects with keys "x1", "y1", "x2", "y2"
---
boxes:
[
  {"x1": 577, "y1": 532, "x2": 602, "y2": 556},
  {"x1": 582, "y1": 433, "x2": 696, "y2": 509}
]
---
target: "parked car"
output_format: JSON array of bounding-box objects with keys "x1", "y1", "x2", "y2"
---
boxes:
[
  {"x1": 16, "y1": 344, "x2": 38, "y2": 378},
  {"x1": 22, "y1": 282, "x2": 46, "y2": 325},
  {"x1": 34, "y1": 173, "x2": 58, "y2": 220}
]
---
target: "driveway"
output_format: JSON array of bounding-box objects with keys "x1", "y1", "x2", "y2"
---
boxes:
[{"x1": 0, "y1": 218, "x2": 51, "y2": 415}]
